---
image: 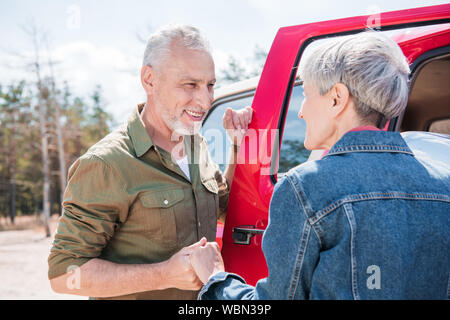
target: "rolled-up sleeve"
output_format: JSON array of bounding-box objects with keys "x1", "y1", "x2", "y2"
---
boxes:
[{"x1": 48, "y1": 154, "x2": 129, "y2": 280}]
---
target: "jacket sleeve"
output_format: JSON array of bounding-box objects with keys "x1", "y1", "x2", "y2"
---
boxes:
[
  {"x1": 198, "y1": 175, "x2": 321, "y2": 300},
  {"x1": 47, "y1": 154, "x2": 129, "y2": 280}
]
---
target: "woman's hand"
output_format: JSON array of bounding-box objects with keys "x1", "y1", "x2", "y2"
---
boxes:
[{"x1": 189, "y1": 240, "x2": 225, "y2": 284}]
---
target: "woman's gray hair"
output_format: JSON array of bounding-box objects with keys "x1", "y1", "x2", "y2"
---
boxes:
[
  {"x1": 300, "y1": 31, "x2": 410, "y2": 124},
  {"x1": 142, "y1": 24, "x2": 211, "y2": 69}
]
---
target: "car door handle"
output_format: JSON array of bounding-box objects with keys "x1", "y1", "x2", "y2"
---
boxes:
[{"x1": 232, "y1": 225, "x2": 265, "y2": 245}]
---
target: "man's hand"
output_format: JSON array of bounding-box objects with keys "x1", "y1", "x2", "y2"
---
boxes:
[
  {"x1": 223, "y1": 106, "x2": 253, "y2": 147},
  {"x1": 189, "y1": 241, "x2": 225, "y2": 284},
  {"x1": 162, "y1": 237, "x2": 207, "y2": 290}
]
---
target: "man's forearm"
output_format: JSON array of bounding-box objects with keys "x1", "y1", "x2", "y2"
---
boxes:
[
  {"x1": 50, "y1": 258, "x2": 166, "y2": 298},
  {"x1": 223, "y1": 144, "x2": 239, "y2": 187}
]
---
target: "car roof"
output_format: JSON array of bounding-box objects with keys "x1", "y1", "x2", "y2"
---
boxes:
[
  {"x1": 390, "y1": 22, "x2": 450, "y2": 44},
  {"x1": 214, "y1": 76, "x2": 260, "y2": 102}
]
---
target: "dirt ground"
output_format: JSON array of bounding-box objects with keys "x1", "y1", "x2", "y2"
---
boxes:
[{"x1": 0, "y1": 214, "x2": 86, "y2": 300}]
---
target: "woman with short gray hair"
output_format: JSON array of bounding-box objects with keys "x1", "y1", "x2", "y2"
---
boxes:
[
  {"x1": 296, "y1": 31, "x2": 410, "y2": 152},
  {"x1": 300, "y1": 31, "x2": 410, "y2": 129},
  {"x1": 190, "y1": 31, "x2": 450, "y2": 300}
]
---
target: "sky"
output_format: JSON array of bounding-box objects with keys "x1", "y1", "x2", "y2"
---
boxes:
[{"x1": 0, "y1": 0, "x2": 447, "y2": 123}]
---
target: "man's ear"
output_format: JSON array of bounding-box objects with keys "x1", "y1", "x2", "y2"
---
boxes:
[
  {"x1": 141, "y1": 65, "x2": 155, "y2": 96},
  {"x1": 330, "y1": 83, "x2": 350, "y2": 117}
]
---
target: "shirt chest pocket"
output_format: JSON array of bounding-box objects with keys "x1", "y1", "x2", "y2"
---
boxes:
[
  {"x1": 201, "y1": 177, "x2": 220, "y2": 232},
  {"x1": 139, "y1": 189, "x2": 185, "y2": 248}
]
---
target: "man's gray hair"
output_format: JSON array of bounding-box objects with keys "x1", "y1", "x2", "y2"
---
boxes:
[
  {"x1": 142, "y1": 24, "x2": 211, "y2": 69},
  {"x1": 300, "y1": 31, "x2": 410, "y2": 123}
]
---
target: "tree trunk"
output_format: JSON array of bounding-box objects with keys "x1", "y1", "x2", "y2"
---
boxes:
[
  {"x1": 0, "y1": 143, "x2": 7, "y2": 221},
  {"x1": 47, "y1": 50, "x2": 67, "y2": 213},
  {"x1": 38, "y1": 100, "x2": 51, "y2": 237},
  {"x1": 55, "y1": 105, "x2": 66, "y2": 203},
  {"x1": 9, "y1": 111, "x2": 17, "y2": 224},
  {"x1": 9, "y1": 178, "x2": 16, "y2": 224},
  {"x1": 28, "y1": 23, "x2": 51, "y2": 237}
]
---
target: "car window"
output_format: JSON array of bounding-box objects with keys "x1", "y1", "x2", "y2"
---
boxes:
[
  {"x1": 203, "y1": 87, "x2": 310, "y2": 175},
  {"x1": 202, "y1": 94, "x2": 254, "y2": 172},
  {"x1": 278, "y1": 84, "x2": 311, "y2": 175}
]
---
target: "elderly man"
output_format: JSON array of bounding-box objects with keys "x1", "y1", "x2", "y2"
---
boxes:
[{"x1": 48, "y1": 24, "x2": 252, "y2": 300}]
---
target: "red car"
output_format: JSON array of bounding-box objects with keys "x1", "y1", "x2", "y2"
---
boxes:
[{"x1": 204, "y1": 4, "x2": 450, "y2": 285}]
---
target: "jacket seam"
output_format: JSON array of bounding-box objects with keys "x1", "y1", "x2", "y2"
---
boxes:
[
  {"x1": 286, "y1": 176, "x2": 323, "y2": 248},
  {"x1": 326, "y1": 150, "x2": 413, "y2": 157},
  {"x1": 343, "y1": 203, "x2": 360, "y2": 300},
  {"x1": 309, "y1": 192, "x2": 450, "y2": 225},
  {"x1": 330, "y1": 144, "x2": 411, "y2": 149},
  {"x1": 287, "y1": 220, "x2": 311, "y2": 300},
  {"x1": 326, "y1": 144, "x2": 413, "y2": 155}
]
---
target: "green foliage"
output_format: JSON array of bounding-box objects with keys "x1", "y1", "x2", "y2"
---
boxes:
[{"x1": 0, "y1": 79, "x2": 114, "y2": 221}]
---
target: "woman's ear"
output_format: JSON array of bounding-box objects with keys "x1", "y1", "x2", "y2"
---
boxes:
[
  {"x1": 330, "y1": 83, "x2": 350, "y2": 116},
  {"x1": 141, "y1": 65, "x2": 155, "y2": 96}
]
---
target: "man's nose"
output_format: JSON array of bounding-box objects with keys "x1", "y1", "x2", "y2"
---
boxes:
[{"x1": 195, "y1": 86, "x2": 213, "y2": 111}]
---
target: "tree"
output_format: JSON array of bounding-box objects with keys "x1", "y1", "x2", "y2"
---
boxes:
[
  {"x1": 86, "y1": 85, "x2": 113, "y2": 144},
  {"x1": 0, "y1": 81, "x2": 32, "y2": 224},
  {"x1": 27, "y1": 25, "x2": 52, "y2": 236},
  {"x1": 218, "y1": 45, "x2": 268, "y2": 86},
  {"x1": 220, "y1": 55, "x2": 247, "y2": 84},
  {"x1": 45, "y1": 44, "x2": 67, "y2": 204},
  {"x1": 0, "y1": 22, "x2": 115, "y2": 234}
]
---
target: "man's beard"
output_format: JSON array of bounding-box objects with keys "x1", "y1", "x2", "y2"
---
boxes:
[{"x1": 161, "y1": 108, "x2": 203, "y2": 137}]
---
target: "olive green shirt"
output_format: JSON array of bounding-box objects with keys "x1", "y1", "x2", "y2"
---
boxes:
[{"x1": 48, "y1": 104, "x2": 229, "y2": 300}]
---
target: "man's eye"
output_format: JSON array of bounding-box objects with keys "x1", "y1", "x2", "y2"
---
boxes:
[{"x1": 185, "y1": 83, "x2": 196, "y2": 88}]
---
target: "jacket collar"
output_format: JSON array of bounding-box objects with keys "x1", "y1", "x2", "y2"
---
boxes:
[
  {"x1": 127, "y1": 103, "x2": 155, "y2": 157},
  {"x1": 324, "y1": 130, "x2": 414, "y2": 158}
]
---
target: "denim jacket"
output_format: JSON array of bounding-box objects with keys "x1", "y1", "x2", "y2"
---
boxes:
[{"x1": 199, "y1": 130, "x2": 450, "y2": 300}]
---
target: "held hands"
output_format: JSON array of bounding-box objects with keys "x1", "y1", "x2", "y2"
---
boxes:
[
  {"x1": 163, "y1": 237, "x2": 208, "y2": 290},
  {"x1": 189, "y1": 237, "x2": 225, "y2": 284},
  {"x1": 223, "y1": 106, "x2": 253, "y2": 147},
  {"x1": 165, "y1": 237, "x2": 224, "y2": 290}
]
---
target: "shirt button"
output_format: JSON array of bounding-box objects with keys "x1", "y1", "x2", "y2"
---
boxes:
[{"x1": 163, "y1": 199, "x2": 168, "y2": 205}]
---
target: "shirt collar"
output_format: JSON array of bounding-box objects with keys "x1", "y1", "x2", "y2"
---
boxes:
[
  {"x1": 127, "y1": 103, "x2": 155, "y2": 157},
  {"x1": 324, "y1": 130, "x2": 414, "y2": 158}
]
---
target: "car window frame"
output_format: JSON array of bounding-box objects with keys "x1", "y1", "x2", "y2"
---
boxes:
[
  {"x1": 202, "y1": 89, "x2": 256, "y2": 170},
  {"x1": 389, "y1": 45, "x2": 450, "y2": 132},
  {"x1": 205, "y1": 89, "x2": 256, "y2": 124}
]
